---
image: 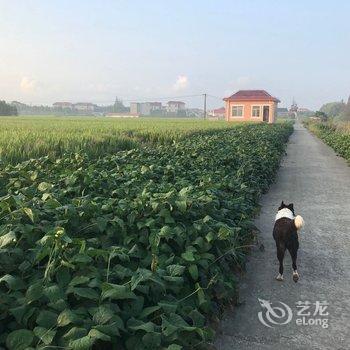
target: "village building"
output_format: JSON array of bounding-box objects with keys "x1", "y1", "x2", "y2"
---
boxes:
[
  {"x1": 53, "y1": 102, "x2": 73, "y2": 109},
  {"x1": 130, "y1": 102, "x2": 162, "y2": 116},
  {"x1": 166, "y1": 101, "x2": 186, "y2": 114},
  {"x1": 106, "y1": 113, "x2": 139, "y2": 118},
  {"x1": 186, "y1": 108, "x2": 204, "y2": 118},
  {"x1": 277, "y1": 107, "x2": 289, "y2": 118},
  {"x1": 223, "y1": 90, "x2": 280, "y2": 123},
  {"x1": 73, "y1": 102, "x2": 97, "y2": 112},
  {"x1": 209, "y1": 107, "x2": 225, "y2": 119}
]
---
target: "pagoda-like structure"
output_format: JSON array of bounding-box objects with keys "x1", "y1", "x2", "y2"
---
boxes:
[{"x1": 289, "y1": 99, "x2": 298, "y2": 118}]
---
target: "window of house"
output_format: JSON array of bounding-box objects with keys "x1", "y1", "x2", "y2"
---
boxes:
[
  {"x1": 252, "y1": 106, "x2": 260, "y2": 117},
  {"x1": 232, "y1": 105, "x2": 243, "y2": 117}
]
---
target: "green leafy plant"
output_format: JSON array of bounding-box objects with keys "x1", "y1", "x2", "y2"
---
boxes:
[{"x1": 0, "y1": 123, "x2": 293, "y2": 349}]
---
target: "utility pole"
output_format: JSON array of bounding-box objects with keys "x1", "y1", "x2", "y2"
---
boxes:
[{"x1": 203, "y1": 93, "x2": 207, "y2": 119}]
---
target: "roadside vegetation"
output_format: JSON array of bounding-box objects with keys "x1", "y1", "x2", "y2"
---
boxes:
[
  {"x1": 304, "y1": 96, "x2": 350, "y2": 162},
  {"x1": 318, "y1": 98, "x2": 350, "y2": 122},
  {"x1": 0, "y1": 122, "x2": 293, "y2": 349},
  {"x1": 304, "y1": 120, "x2": 350, "y2": 162}
]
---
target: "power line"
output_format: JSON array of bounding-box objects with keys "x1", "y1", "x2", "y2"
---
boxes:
[
  {"x1": 71, "y1": 93, "x2": 225, "y2": 108},
  {"x1": 207, "y1": 94, "x2": 224, "y2": 101},
  {"x1": 126, "y1": 94, "x2": 203, "y2": 102},
  {"x1": 94, "y1": 93, "x2": 226, "y2": 105},
  {"x1": 96, "y1": 94, "x2": 204, "y2": 104}
]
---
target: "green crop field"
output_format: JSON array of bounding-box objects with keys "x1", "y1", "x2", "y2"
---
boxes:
[
  {"x1": 0, "y1": 118, "x2": 293, "y2": 349},
  {"x1": 0, "y1": 116, "x2": 241, "y2": 165}
]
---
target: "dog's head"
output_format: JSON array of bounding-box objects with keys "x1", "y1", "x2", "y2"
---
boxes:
[{"x1": 278, "y1": 201, "x2": 295, "y2": 215}]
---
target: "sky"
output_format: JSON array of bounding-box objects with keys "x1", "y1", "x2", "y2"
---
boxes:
[{"x1": 0, "y1": 0, "x2": 349, "y2": 110}]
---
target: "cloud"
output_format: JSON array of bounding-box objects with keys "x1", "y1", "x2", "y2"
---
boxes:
[
  {"x1": 173, "y1": 75, "x2": 189, "y2": 91},
  {"x1": 20, "y1": 77, "x2": 37, "y2": 92}
]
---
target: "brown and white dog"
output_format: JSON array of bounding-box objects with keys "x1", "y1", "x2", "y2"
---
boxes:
[{"x1": 273, "y1": 201, "x2": 304, "y2": 282}]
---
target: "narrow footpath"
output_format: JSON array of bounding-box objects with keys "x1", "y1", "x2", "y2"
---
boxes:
[{"x1": 214, "y1": 123, "x2": 350, "y2": 350}]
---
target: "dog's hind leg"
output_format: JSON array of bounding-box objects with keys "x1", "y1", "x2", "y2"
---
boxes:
[
  {"x1": 288, "y1": 245, "x2": 299, "y2": 283},
  {"x1": 276, "y1": 244, "x2": 285, "y2": 281}
]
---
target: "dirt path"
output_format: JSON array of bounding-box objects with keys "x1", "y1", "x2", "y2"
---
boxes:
[{"x1": 214, "y1": 123, "x2": 350, "y2": 350}]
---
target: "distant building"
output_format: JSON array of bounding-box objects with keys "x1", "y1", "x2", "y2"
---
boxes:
[
  {"x1": 150, "y1": 102, "x2": 162, "y2": 113},
  {"x1": 223, "y1": 90, "x2": 280, "y2": 123},
  {"x1": 298, "y1": 108, "x2": 311, "y2": 113},
  {"x1": 106, "y1": 113, "x2": 139, "y2": 118},
  {"x1": 277, "y1": 107, "x2": 289, "y2": 118},
  {"x1": 186, "y1": 108, "x2": 203, "y2": 118},
  {"x1": 130, "y1": 102, "x2": 141, "y2": 115},
  {"x1": 209, "y1": 107, "x2": 225, "y2": 119},
  {"x1": 166, "y1": 101, "x2": 186, "y2": 114},
  {"x1": 53, "y1": 102, "x2": 73, "y2": 109},
  {"x1": 130, "y1": 102, "x2": 162, "y2": 116},
  {"x1": 290, "y1": 99, "x2": 298, "y2": 113},
  {"x1": 289, "y1": 99, "x2": 298, "y2": 118},
  {"x1": 73, "y1": 103, "x2": 97, "y2": 112}
]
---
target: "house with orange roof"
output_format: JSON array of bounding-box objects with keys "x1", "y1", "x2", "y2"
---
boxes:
[{"x1": 223, "y1": 90, "x2": 280, "y2": 123}]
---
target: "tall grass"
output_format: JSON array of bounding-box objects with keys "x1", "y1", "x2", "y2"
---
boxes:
[
  {"x1": 0, "y1": 116, "x2": 239, "y2": 164},
  {"x1": 334, "y1": 121, "x2": 350, "y2": 134}
]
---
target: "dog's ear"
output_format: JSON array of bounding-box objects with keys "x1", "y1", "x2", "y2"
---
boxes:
[
  {"x1": 288, "y1": 203, "x2": 295, "y2": 214},
  {"x1": 280, "y1": 201, "x2": 284, "y2": 206}
]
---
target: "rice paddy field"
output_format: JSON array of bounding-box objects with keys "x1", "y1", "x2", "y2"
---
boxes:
[
  {"x1": 0, "y1": 116, "x2": 293, "y2": 349},
  {"x1": 0, "y1": 116, "x2": 239, "y2": 165}
]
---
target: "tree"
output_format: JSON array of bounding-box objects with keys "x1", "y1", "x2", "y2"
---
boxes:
[
  {"x1": 113, "y1": 97, "x2": 128, "y2": 113},
  {"x1": 315, "y1": 111, "x2": 328, "y2": 122},
  {"x1": 320, "y1": 101, "x2": 346, "y2": 118},
  {"x1": 0, "y1": 100, "x2": 18, "y2": 115},
  {"x1": 342, "y1": 96, "x2": 350, "y2": 121}
]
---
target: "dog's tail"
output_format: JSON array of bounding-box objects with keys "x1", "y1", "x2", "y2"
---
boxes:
[{"x1": 294, "y1": 215, "x2": 304, "y2": 230}]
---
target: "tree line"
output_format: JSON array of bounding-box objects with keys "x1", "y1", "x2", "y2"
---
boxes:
[
  {"x1": 10, "y1": 97, "x2": 129, "y2": 116},
  {"x1": 0, "y1": 101, "x2": 18, "y2": 115},
  {"x1": 319, "y1": 96, "x2": 350, "y2": 121}
]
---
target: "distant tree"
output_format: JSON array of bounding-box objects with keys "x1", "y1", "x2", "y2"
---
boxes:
[
  {"x1": 342, "y1": 96, "x2": 350, "y2": 121},
  {"x1": 113, "y1": 97, "x2": 128, "y2": 113},
  {"x1": 320, "y1": 101, "x2": 346, "y2": 118},
  {"x1": 315, "y1": 111, "x2": 328, "y2": 122},
  {"x1": 11, "y1": 101, "x2": 53, "y2": 115},
  {"x1": 0, "y1": 100, "x2": 18, "y2": 115}
]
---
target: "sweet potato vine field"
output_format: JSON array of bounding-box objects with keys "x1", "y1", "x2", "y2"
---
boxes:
[{"x1": 0, "y1": 123, "x2": 293, "y2": 350}]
